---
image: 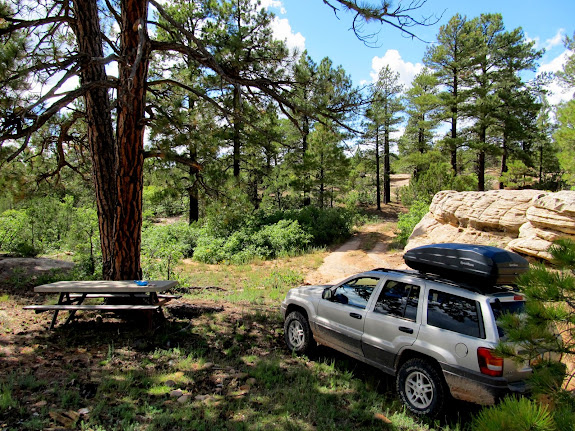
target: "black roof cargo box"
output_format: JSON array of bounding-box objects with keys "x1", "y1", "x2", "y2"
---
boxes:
[{"x1": 403, "y1": 243, "x2": 529, "y2": 286}]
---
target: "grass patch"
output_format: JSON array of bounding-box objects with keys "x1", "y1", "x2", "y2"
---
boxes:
[{"x1": 178, "y1": 250, "x2": 326, "y2": 304}]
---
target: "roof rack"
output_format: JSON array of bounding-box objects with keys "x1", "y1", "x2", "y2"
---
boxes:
[{"x1": 369, "y1": 267, "x2": 519, "y2": 294}]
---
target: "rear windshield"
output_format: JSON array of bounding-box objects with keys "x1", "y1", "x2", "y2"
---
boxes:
[{"x1": 490, "y1": 299, "x2": 525, "y2": 338}]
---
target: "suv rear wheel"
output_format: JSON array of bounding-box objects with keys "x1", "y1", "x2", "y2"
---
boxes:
[
  {"x1": 284, "y1": 311, "x2": 315, "y2": 354},
  {"x1": 396, "y1": 358, "x2": 446, "y2": 417}
]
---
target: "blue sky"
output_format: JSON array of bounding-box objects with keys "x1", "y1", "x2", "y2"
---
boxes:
[{"x1": 263, "y1": 0, "x2": 575, "y2": 105}]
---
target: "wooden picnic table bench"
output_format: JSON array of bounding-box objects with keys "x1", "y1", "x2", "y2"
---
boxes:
[{"x1": 24, "y1": 280, "x2": 179, "y2": 329}]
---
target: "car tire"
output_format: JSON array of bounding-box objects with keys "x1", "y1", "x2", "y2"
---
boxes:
[
  {"x1": 284, "y1": 311, "x2": 315, "y2": 354},
  {"x1": 396, "y1": 358, "x2": 447, "y2": 417}
]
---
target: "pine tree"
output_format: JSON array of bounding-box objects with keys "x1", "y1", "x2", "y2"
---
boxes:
[
  {"x1": 399, "y1": 68, "x2": 440, "y2": 179},
  {"x1": 364, "y1": 66, "x2": 403, "y2": 207},
  {"x1": 424, "y1": 14, "x2": 475, "y2": 175},
  {"x1": 556, "y1": 32, "x2": 575, "y2": 92},
  {"x1": 492, "y1": 27, "x2": 543, "y2": 188},
  {"x1": 554, "y1": 100, "x2": 575, "y2": 185},
  {"x1": 498, "y1": 240, "x2": 575, "y2": 407},
  {"x1": 289, "y1": 55, "x2": 358, "y2": 206},
  {"x1": 554, "y1": 35, "x2": 575, "y2": 186}
]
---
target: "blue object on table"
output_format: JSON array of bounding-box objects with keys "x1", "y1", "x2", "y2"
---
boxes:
[{"x1": 134, "y1": 280, "x2": 149, "y2": 286}]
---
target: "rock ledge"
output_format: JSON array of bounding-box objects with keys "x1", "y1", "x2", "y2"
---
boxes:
[{"x1": 406, "y1": 190, "x2": 575, "y2": 261}]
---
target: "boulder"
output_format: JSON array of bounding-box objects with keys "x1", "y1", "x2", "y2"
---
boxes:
[{"x1": 406, "y1": 189, "x2": 575, "y2": 262}]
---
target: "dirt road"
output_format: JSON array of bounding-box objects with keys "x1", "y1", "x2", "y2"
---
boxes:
[{"x1": 304, "y1": 220, "x2": 407, "y2": 286}]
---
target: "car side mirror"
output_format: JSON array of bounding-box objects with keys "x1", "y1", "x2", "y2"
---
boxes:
[{"x1": 322, "y1": 288, "x2": 333, "y2": 300}]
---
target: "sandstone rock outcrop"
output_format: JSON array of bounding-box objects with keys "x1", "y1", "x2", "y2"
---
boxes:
[{"x1": 406, "y1": 189, "x2": 575, "y2": 261}]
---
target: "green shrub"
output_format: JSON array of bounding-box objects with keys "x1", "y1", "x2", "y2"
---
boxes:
[
  {"x1": 141, "y1": 222, "x2": 198, "y2": 279},
  {"x1": 396, "y1": 201, "x2": 429, "y2": 247},
  {"x1": 11, "y1": 241, "x2": 40, "y2": 257},
  {"x1": 192, "y1": 232, "x2": 228, "y2": 264},
  {"x1": 143, "y1": 185, "x2": 185, "y2": 217},
  {"x1": 472, "y1": 397, "x2": 555, "y2": 431},
  {"x1": 500, "y1": 160, "x2": 535, "y2": 189},
  {"x1": 0, "y1": 209, "x2": 31, "y2": 253},
  {"x1": 265, "y1": 206, "x2": 356, "y2": 247},
  {"x1": 193, "y1": 220, "x2": 312, "y2": 264},
  {"x1": 0, "y1": 196, "x2": 102, "y2": 257},
  {"x1": 191, "y1": 205, "x2": 355, "y2": 264},
  {"x1": 252, "y1": 220, "x2": 313, "y2": 255},
  {"x1": 399, "y1": 162, "x2": 477, "y2": 207}
]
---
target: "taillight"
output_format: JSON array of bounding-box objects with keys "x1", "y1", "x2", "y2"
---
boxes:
[{"x1": 477, "y1": 347, "x2": 503, "y2": 377}]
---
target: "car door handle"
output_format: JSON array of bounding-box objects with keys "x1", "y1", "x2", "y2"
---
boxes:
[
  {"x1": 349, "y1": 313, "x2": 362, "y2": 320},
  {"x1": 398, "y1": 326, "x2": 414, "y2": 334}
]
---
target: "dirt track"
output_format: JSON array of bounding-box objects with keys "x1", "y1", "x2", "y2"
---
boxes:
[{"x1": 304, "y1": 219, "x2": 407, "y2": 286}]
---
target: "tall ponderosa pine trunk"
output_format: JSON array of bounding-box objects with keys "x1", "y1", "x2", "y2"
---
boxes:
[
  {"x1": 500, "y1": 130, "x2": 509, "y2": 189},
  {"x1": 450, "y1": 72, "x2": 458, "y2": 175},
  {"x1": 233, "y1": 84, "x2": 241, "y2": 178},
  {"x1": 477, "y1": 126, "x2": 487, "y2": 191},
  {"x1": 375, "y1": 127, "x2": 381, "y2": 211},
  {"x1": 188, "y1": 144, "x2": 200, "y2": 223},
  {"x1": 114, "y1": 0, "x2": 150, "y2": 279},
  {"x1": 73, "y1": 0, "x2": 150, "y2": 280},
  {"x1": 72, "y1": 0, "x2": 117, "y2": 279},
  {"x1": 383, "y1": 128, "x2": 391, "y2": 204}
]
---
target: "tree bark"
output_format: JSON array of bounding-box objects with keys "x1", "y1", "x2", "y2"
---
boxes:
[
  {"x1": 72, "y1": 0, "x2": 117, "y2": 279},
  {"x1": 188, "y1": 144, "x2": 199, "y2": 223},
  {"x1": 451, "y1": 72, "x2": 458, "y2": 175},
  {"x1": 233, "y1": 84, "x2": 241, "y2": 178},
  {"x1": 375, "y1": 127, "x2": 381, "y2": 211},
  {"x1": 500, "y1": 131, "x2": 508, "y2": 190},
  {"x1": 383, "y1": 128, "x2": 391, "y2": 204},
  {"x1": 113, "y1": 0, "x2": 151, "y2": 279},
  {"x1": 302, "y1": 115, "x2": 311, "y2": 207}
]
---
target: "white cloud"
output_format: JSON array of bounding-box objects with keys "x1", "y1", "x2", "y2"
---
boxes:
[
  {"x1": 526, "y1": 28, "x2": 565, "y2": 52},
  {"x1": 369, "y1": 50, "x2": 423, "y2": 88},
  {"x1": 544, "y1": 29, "x2": 566, "y2": 51},
  {"x1": 259, "y1": 0, "x2": 286, "y2": 14},
  {"x1": 270, "y1": 16, "x2": 305, "y2": 53},
  {"x1": 538, "y1": 48, "x2": 575, "y2": 105},
  {"x1": 261, "y1": 0, "x2": 304, "y2": 54}
]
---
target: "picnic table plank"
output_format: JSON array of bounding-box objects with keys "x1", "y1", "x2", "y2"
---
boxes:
[
  {"x1": 27, "y1": 280, "x2": 179, "y2": 329},
  {"x1": 34, "y1": 280, "x2": 177, "y2": 293},
  {"x1": 24, "y1": 304, "x2": 161, "y2": 311}
]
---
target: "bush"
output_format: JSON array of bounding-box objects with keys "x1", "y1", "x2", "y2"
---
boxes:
[
  {"x1": 265, "y1": 206, "x2": 357, "y2": 247},
  {"x1": 472, "y1": 397, "x2": 555, "y2": 431},
  {"x1": 395, "y1": 201, "x2": 429, "y2": 247},
  {"x1": 11, "y1": 242, "x2": 40, "y2": 257},
  {"x1": 0, "y1": 209, "x2": 31, "y2": 253},
  {"x1": 253, "y1": 220, "x2": 313, "y2": 255},
  {"x1": 141, "y1": 222, "x2": 198, "y2": 279},
  {"x1": 399, "y1": 162, "x2": 477, "y2": 207},
  {"x1": 193, "y1": 220, "x2": 312, "y2": 264}
]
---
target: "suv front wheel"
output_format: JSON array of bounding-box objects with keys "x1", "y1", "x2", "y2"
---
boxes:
[
  {"x1": 284, "y1": 311, "x2": 315, "y2": 354},
  {"x1": 396, "y1": 358, "x2": 446, "y2": 417}
]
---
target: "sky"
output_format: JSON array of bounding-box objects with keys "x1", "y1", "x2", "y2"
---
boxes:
[{"x1": 262, "y1": 0, "x2": 575, "y2": 105}]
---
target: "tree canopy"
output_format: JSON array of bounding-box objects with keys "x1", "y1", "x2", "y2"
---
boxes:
[{"x1": 0, "y1": 1, "x2": 572, "y2": 280}]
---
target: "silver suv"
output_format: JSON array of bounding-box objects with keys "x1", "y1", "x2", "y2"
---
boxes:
[{"x1": 280, "y1": 268, "x2": 530, "y2": 417}]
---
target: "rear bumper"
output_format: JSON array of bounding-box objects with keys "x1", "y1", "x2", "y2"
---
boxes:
[{"x1": 441, "y1": 363, "x2": 529, "y2": 405}]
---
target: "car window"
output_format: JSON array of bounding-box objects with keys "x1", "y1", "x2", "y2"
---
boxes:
[
  {"x1": 490, "y1": 299, "x2": 525, "y2": 338},
  {"x1": 427, "y1": 290, "x2": 485, "y2": 339},
  {"x1": 331, "y1": 277, "x2": 379, "y2": 309},
  {"x1": 374, "y1": 280, "x2": 420, "y2": 321}
]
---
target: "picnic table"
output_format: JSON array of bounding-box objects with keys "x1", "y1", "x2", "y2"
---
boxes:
[{"x1": 24, "y1": 280, "x2": 179, "y2": 329}]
